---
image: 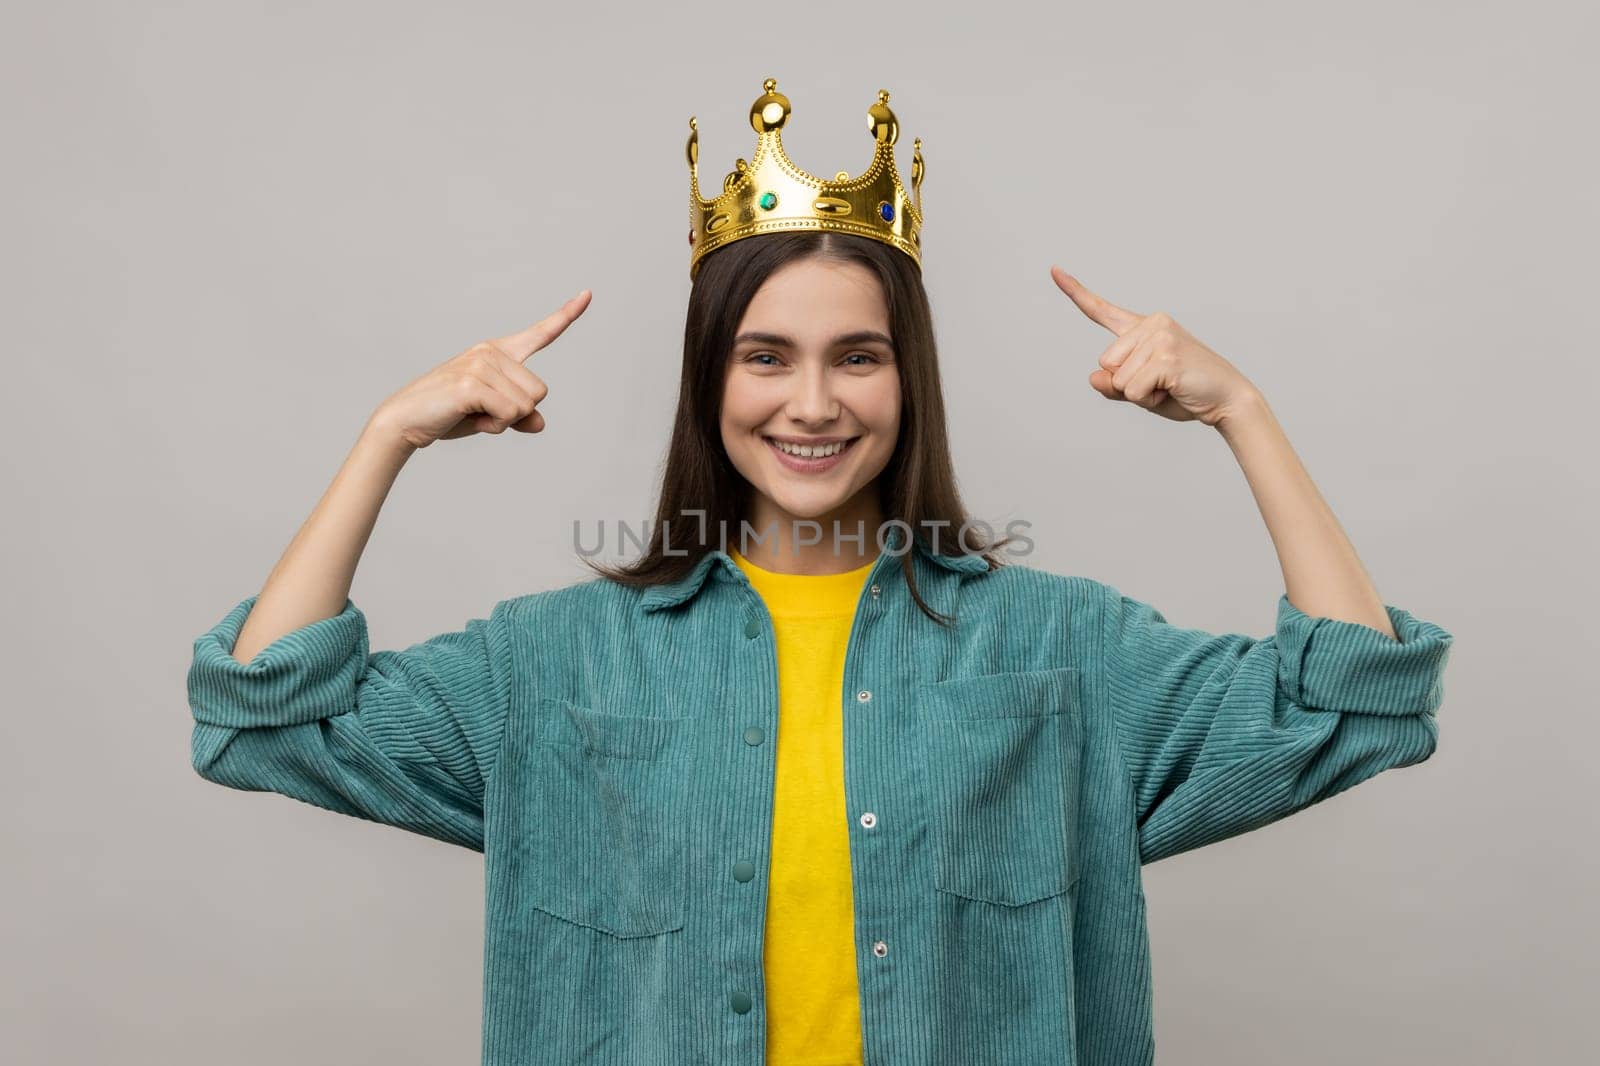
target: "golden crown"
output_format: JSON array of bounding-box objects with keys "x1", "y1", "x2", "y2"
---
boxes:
[{"x1": 686, "y1": 77, "x2": 924, "y2": 279}]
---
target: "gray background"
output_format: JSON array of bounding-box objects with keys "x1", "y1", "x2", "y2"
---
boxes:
[{"x1": 4, "y1": 1, "x2": 1594, "y2": 1062}]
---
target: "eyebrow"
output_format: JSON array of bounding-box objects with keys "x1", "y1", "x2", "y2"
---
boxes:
[{"x1": 733, "y1": 330, "x2": 894, "y2": 348}]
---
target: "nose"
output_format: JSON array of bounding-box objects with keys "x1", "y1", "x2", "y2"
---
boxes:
[{"x1": 785, "y1": 362, "x2": 840, "y2": 425}]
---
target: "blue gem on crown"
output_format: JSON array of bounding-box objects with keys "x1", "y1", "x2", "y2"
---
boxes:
[{"x1": 879, "y1": 201, "x2": 895, "y2": 222}]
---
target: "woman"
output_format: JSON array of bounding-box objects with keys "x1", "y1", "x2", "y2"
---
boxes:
[{"x1": 187, "y1": 81, "x2": 1454, "y2": 1066}]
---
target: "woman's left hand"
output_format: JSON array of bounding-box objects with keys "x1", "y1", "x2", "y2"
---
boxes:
[{"x1": 1051, "y1": 266, "x2": 1260, "y2": 428}]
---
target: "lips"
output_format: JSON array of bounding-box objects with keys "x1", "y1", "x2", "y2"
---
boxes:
[{"x1": 764, "y1": 435, "x2": 859, "y2": 473}]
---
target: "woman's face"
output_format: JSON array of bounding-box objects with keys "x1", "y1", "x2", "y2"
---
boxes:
[{"x1": 721, "y1": 256, "x2": 901, "y2": 538}]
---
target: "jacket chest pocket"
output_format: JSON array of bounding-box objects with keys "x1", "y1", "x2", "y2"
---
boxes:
[
  {"x1": 522, "y1": 697, "x2": 691, "y2": 938},
  {"x1": 919, "y1": 667, "x2": 1083, "y2": 907}
]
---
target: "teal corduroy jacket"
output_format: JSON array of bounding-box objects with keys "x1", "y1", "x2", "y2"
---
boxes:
[{"x1": 186, "y1": 525, "x2": 1454, "y2": 1064}]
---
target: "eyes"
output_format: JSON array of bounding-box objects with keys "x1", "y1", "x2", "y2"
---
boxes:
[{"x1": 743, "y1": 351, "x2": 885, "y2": 368}]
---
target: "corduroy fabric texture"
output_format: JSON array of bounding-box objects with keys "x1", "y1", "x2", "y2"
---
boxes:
[{"x1": 187, "y1": 525, "x2": 1454, "y2": 1065}]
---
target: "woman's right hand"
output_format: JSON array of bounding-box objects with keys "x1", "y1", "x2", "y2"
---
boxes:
[{"x1": 369, "y1": 290, "x2": 592, "y2": 451}]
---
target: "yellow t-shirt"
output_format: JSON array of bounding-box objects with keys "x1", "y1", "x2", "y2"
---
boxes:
[{"x1": 730, "y1": 547, "x2": 876, "y2": 1066}]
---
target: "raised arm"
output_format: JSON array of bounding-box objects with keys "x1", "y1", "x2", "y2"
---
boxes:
[
  {"x1": 1050, "y1": 268, "x2": 1454, "y2": 863},
  {"x1": 230, "y1": 291, "x2": 590, "y2": 661},
  {"x1": 187, "y1": 292, "x2": 591, "y2": 849},
  {"x1": 1051, "y1": 266, "x2": 1400, "y2": 632}
]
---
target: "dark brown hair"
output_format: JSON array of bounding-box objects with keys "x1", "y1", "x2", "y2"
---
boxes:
[{"x1": 584, "y1": 230, "x2": 1011, "y2": 626}]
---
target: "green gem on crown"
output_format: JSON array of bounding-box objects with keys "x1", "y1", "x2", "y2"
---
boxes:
[{"x1": 758, "y1": 191, "x2": 778, "y2": 210}]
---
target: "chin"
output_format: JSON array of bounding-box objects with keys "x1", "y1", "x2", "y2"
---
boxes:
[{"x1": 761, "y1": 487, "x2": 857, "y2": 523}]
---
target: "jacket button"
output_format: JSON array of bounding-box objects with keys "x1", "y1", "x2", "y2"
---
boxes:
[
  {"x1": 869, "y1": 583, "x2": 881, "y2": 598},
  {"x1": 743, "y1": 726, "x2": 765, "y2": 746},
  {"x1": 872, "y1": 940, "x2": 889, "y2": 958},
  {"x1": 733, "y1": 860, "x2": 756, "y2": 882},
  {"x1": 856, "y1": 689, "x2": 872, "y2": 703},
  {"x1": 859, "y1": 811, "x2": 877, "y2": 829},
  {"x1": 743, "y1": 619, "x2": 761, "y2": 639},
  {"x1": 730, "y1": 990, "x2": 753, "y2": 1014}
]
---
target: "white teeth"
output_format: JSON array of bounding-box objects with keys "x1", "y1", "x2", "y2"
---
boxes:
[{"x1": 770, "y1": 438, "x2": 848, "y2": 458}]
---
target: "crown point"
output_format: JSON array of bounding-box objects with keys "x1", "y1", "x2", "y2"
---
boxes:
[
  {"x1": 751, "y1": 82, "x2": 791, "y2": 133},
  {"x1": 868, "y1": 96, "x2": 898, "y2": 145}
]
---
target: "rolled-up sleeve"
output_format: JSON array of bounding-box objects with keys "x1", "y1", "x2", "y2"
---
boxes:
[
  {"x1": 1097, "y1": 584, "x2": 1454, "y2": 865},
  {"x1": 186, "y1": 594, "x2": 517, "y2": 852}
]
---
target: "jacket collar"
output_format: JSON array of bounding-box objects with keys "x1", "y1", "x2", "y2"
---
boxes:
[{"x1": 639, "y1": 523, "x2": 990, "y2": 613}]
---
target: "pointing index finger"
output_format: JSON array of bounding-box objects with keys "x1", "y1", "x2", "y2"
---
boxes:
[
  {"x1": 491, "y1": 289, "x2": 592, "y2": 363},
  {"x1": 1050, "y1": 267, "x2": 1141, "y2": 336}
]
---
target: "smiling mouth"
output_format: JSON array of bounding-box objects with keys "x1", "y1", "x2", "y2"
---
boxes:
[
  {"x1": 764, "y1": 436, "x2": 860, "y2": 458},
  {"x1": 763, "y1": 435, "x2": 861, "y2": 470}
]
